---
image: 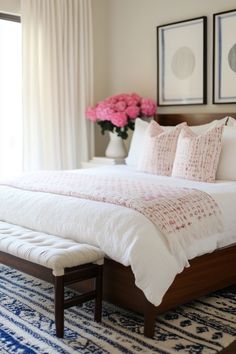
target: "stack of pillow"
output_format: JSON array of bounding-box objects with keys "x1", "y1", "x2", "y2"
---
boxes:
[{"x1": 125, "y1": 116, "x2": 236, "y2": 182}]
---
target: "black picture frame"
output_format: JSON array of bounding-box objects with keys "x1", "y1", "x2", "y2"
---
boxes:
[
  {"x1": 157, "y1": 17, "x2": 207, "y2": 106},
  {"x1": 213, "y1": 9, "x2": 236, "y2": 104}
]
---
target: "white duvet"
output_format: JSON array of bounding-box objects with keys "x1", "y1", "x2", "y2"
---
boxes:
[{"x1": 0, "y1": 165, "x2": 235, "y2": 306}]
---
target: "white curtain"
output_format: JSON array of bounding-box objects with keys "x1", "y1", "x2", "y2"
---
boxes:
[{"x1": 21, "y1": 0, "x2": 94, "y2": 170}]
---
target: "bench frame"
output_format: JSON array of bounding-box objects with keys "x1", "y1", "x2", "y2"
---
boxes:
[{"x1": 0, "y1": 250, "x2": 103, "y2": 337}]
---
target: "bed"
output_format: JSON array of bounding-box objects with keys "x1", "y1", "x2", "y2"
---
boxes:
[
  {"x1": 102, "y1": 112, "x2": 236, "y2": 337},
  {"x1": 0, "y1": 113, "x2": 236, "y2": 338}
]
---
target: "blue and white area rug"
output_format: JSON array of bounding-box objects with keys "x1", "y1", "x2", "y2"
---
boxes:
[{"x1": 0, "y1": 265, "x2": 235, "y2": 354}]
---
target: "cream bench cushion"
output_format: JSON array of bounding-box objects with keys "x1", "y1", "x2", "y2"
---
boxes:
[{"x1": 0, "y1": 221, "x2": 104, "y2": 276}]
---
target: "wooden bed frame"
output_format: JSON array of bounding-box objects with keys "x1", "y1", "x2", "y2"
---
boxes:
[
  {"x1": 103, "y1": 246, "x2": 236, "y2": 338},
  {"x1": 99, "y1": 113, "x2": 236, "y2": 337}
]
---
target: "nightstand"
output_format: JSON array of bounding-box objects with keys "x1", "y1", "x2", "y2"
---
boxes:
[{"x1": 81, "y1": 157, "x2": 126, "y2": 169}]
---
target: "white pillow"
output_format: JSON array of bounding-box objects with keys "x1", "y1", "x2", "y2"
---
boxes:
[
  {"x1": 126, "y1": 117, "x2": 228, "y2": 167},
  {"x1": 190, "y1": 117, "x2": 228, "y2": 134},
  {"x1": 125, "y1": 118, "x2": 149, "y2": 167},
  {"x1": 226, "y1": 116, "x2": 236, "y2": 126},
  {"x1": 216, "y1": 126, "x2": 236, "y2": 180}
]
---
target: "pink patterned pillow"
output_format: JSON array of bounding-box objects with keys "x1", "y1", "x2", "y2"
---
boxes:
[
  {"x1": 172, "y1": 125, "x2": 223, "y2": 182},
  {"x1": 137, "y1": 121, "x2": 185, "y2": 176}
]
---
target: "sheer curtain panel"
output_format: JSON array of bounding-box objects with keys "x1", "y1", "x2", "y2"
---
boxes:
[{"x1": 21, "y1": 0, "x2": 94, "y2": 170}]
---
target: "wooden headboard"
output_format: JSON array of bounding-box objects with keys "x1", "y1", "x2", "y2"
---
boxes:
[{"x1": 156, "y1": 113, "x2": 236, "y2": 126}]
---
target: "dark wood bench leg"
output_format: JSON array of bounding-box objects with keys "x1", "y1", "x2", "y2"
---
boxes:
[
  {"x1": 144, "y1": 302, "x2": 156, "y2": 338},
  {"x1": 54, "y1": 275, "x2": 64, "y2": 338},
  {"x1": 94, "y1": 265, "x2": 103, "y2": 322}
]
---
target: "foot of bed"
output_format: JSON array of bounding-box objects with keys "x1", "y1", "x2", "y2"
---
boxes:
[{"x1": 144, "y1": 303, "x2": 156, "y2": 338}]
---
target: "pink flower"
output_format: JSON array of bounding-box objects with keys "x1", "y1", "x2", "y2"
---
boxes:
[
  {"x1": 131, "y1": 93, "x2": 141, "y2": 102},
  {"x1": 126, "y1": 98, "x2": 139, "y2": 106},
  {"x1": 115, "y1": 101, "x2": 127, "y2": 112},
  {"x1": 140, "y1": 98, "x2": 157, "y2": 116},
  {"x1": 85, "y1": 107, "x2": 97, "y2": 122},
  {"x1": 105, "y1": 97, "x2": 117, "y2": 104},
  {"x1": 116, "y1": 94, "x2": 127, "y2": 101},
  {"x1": 85, "y1": 93, "x2": 157, "y2": 139},
  {"x1": 126, "y1": 105, "x2": 140, "y2": 119},
  {"x1": 111, "y1": 112, "x2": 128, "y2": 127}
]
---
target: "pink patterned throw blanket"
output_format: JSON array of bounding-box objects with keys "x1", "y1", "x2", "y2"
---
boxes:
[{"x1": 1, "y1": 171, "x2": 223, "y2": 253}]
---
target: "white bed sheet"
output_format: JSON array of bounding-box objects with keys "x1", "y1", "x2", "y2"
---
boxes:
[{"x1": 0, "y1": 165, "x2": 235, "y2": 306}]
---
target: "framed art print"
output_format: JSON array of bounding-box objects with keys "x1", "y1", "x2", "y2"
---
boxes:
[
  {"x1": 157, "y1": 17, "x2": 207, "y2": 106},
  {"x1": 213, "y1": 9, "x2": 236, "y2": 104}
]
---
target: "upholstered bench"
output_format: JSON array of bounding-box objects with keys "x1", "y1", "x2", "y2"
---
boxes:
[{"x1": 0, "y1": 221, "x2": 104, "y2": 337}]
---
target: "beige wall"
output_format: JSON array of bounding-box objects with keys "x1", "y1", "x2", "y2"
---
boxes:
[
  {"x1": 0, "y1": 0, "x2": 20, "y2": 14},
  {"x1": 92, "y1": 0, "x2": 236, "y2": 155}
]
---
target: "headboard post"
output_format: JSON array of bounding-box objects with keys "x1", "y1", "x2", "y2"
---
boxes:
[{"x1": 156, "y1": 113, "x2": 236, "y2": 126}]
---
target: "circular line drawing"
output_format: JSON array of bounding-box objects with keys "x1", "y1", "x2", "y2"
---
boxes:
[
  {"x1": 171, "y1": 47, "x2": 195, "y2": 79},
  {"x1": 228, "y1": 44, "x2": 236, "y2": 73}
]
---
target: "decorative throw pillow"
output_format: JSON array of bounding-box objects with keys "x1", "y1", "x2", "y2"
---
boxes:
[
  {"x1": 126, "y1": 117, "x2": 228, "y2": 168},
  {"x1": 172, "y1": 125, "x2": 223, "y2": 182},
  {"x1": 137, "y1": 121, "x2": 185, "y2": 176},
  {"x1": 216, "y1": 126, "x2": 236, "y2": 180}
]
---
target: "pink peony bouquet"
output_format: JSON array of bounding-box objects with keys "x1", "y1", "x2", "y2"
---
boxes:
[{"x1": 86, "y1": 93, "x2": 157, "y2": 139}]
